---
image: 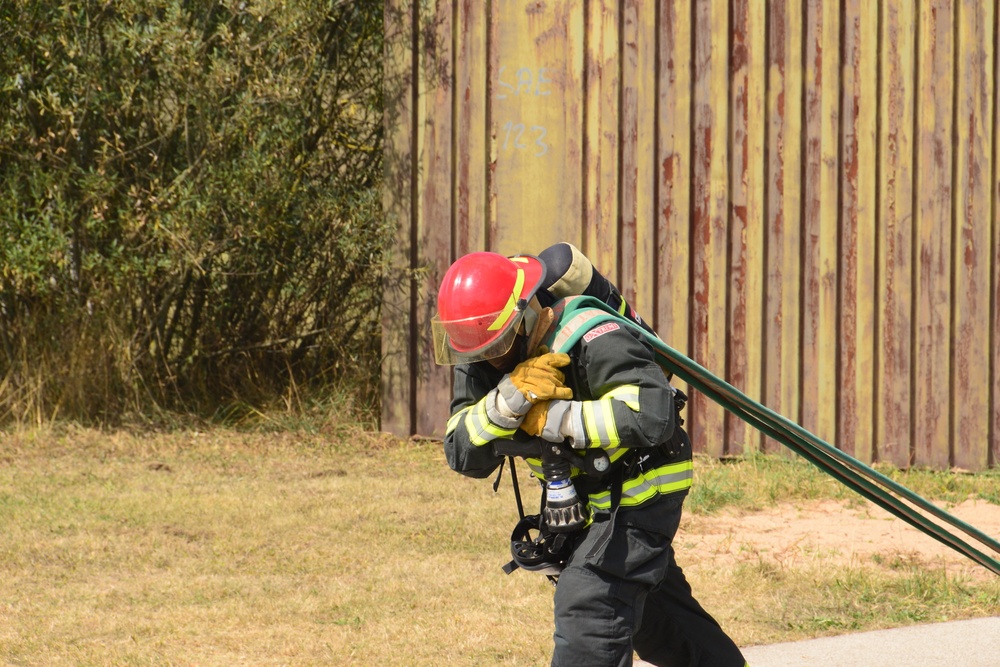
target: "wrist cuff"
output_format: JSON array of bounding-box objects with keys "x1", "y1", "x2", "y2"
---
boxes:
[
  {"x1": 496, "y1": 375, "x2": 531, "y2": 416},
  {"x1": 539, "y1": 400, "x2": 576, "y2": 443},
  {"x1": 561, "y1": 401, "x2": 586, "y2": 448},
  {"x1": 485, "y1": 387, "x2": 525, "y2": 429}
]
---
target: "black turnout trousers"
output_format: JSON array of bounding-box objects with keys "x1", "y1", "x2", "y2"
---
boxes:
[{"x1": 550, "y1": 494, "x2": 747, "y2": 667}]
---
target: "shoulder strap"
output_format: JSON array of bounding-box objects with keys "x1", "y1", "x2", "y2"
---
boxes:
[
  {"x1": 541, "y1": 294, "x2": 675, "y2": 383},
  {"x1": 542, "y1": 296, "x2": 633, "y2": 354}
]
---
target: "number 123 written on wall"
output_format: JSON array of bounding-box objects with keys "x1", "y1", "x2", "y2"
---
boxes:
[
  {"x1": 496, "y1": 66, "x2": 552, "y2": 157},
  {"x1": 499, "y1": 122, "x2": 549, "y2": 157}
]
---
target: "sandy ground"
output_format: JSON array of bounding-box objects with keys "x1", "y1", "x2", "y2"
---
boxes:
[
  {"x1": 676, "y1": 498, "x2": 1000, "y2": 581},
  {"x1": 634, "y1": 499, "x2": 1000, "y2": 667}
]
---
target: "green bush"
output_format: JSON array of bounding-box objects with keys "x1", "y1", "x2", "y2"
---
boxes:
[{"x1": 0, "y1": 0, "x2": 387, "y2": 424}]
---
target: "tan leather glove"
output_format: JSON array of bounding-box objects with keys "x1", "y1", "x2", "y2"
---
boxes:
[
  {"x1": 520, "y1": 399, "x2": 581, "y2": 444},
  {"x1": 520, "y1": 400, "x2": 551, "y2": 437},
  {"x1": 507, "y1": 352, "x2": 573, "y2": 404},
  {"x1": 488, "y1": 351, "x2": 573, "y2": 429}
]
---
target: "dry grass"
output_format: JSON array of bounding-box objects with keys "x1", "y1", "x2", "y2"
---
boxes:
[{"x1": 0, "y1": 426, "x2": 997, "y2": 666}]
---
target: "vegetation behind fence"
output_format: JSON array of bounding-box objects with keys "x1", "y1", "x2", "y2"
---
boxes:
[{"x1": 0, "y1": 0, "x2": 389, "y2": 425}]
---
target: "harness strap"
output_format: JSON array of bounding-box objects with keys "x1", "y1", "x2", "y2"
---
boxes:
[
  {"x1": 584, "y1": 464, "x2": 625, "y2": 560},
  {"x1": 492, "y1": 456, "x2": 526, "y2": 520}
]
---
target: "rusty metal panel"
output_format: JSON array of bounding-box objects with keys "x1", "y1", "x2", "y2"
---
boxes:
[
  {"x1": 583, "y1": 0, "x2": 620, "y2": 273},
  {"x1": 414, "y1": 0, "x2": 455, "y2": 437},
  {"x1": 994, "y1": 180, "x2": 1000, "y2": 471},
  {"x1": 656, "y1": 0, "x2": 694, "y2": 401},
  {"x1": 877, "y1": 1, "x2": 915, "y2": 468},
  {"x1": 951, "y1": 0, "x2": 993, "y2": 471},
  {"x1": 455, "y1": 0, "x2": 489, "y2": 256},
  {"x1": 994, "y1": 10, "x2": 1000, "y2": 472},
  {"x1": 913, "y1": 0, "x2": 954, "y2": 470},
  {"x1": 801, "y1": 0, "x2": 840, "y2": 447},
  {"x1": 725, "y1": 0, "x2": 765, "y2": 455},
  {"x1": 837, "y1": 0, "x2": 878, "y2": 464},
  {"x1": 384, "y1": 0, "x2": 999, "y2": 470},
  {"x1": 688, "y1": 0, "x2": 729, "y2": 458},
  {"x1": 763, "y1": 0, "x2": 803, "y2": 454},
  {"x1": 619, "y1": 0, "x2": 658, "y2": 319},
  {"x1": 381, "y1": 0, "x2": 417, "y2": 437}
]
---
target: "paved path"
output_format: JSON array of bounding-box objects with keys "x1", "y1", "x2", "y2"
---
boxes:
[{"x1": 633, "y1": 617, "x2": 1000, "y2": 667}]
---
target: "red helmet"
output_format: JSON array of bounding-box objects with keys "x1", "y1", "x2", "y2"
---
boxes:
[{"x1": 432, "y1": 252, "x2": 546, "y2": 364}]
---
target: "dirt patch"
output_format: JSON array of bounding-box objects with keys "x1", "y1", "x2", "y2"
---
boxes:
[{"x1": 677, "y1": 499, "x2": 1000, "y2": 580}]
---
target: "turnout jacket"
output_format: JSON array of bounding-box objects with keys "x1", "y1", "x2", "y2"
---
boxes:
[{"x1": 443, "y1": 304, "x2": 693, "y2": 516}]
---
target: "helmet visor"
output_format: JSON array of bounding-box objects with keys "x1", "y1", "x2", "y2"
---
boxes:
[{"x1": 432, "y1": 307, "x2": 526, "y2": 365}]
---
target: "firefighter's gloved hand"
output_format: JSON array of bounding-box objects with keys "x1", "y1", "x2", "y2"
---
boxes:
[
  {"x1": 520, "y1": 399, "x2": 585, "y2": 446},
  {"x1": 519, "y1": 400, "x2": 551, "y2": 437},
  {"x1": 486, "y1": 352, "x2": 572, "y2": 429},
  {"x1": 509, "y1": 352, "x2": 572, "y2": 403}
]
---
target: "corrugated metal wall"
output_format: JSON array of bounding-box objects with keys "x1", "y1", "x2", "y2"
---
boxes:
[{"x1": 382, "y1": 0, "x2": 1000, "y2": 471}]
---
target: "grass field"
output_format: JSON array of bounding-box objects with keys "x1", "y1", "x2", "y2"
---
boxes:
[{"x1": 1, "y1": 425, "x2": 998, "y2": 666}]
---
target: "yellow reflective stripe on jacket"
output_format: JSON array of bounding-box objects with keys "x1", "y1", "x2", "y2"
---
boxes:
[
  {"x1": 603, "y1": 384, "x2": 640, "y2": 411},
  {"x1": 582, "y1": 398, "x2": 620, "y2": 448},
  {"x1": 446, "y1": 409, "x2": 465, "y2": 434},
  {"x1": 587, "y1": 459, "x2": 693, "y2": 511},
  {"x1": 447, "y1": 399, "x2": 517, "y2": 446},
  {"x1": 580, "y1": 384, "x2": 640, "y2": 451}
]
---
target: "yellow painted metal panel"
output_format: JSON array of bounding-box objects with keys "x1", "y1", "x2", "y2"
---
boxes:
[
  {"x1": 584, "y1": 0, "x2": 620, "y2": 276},
  {"x1": 725, "y1": 0, "x2": 765, "y2": 454},
  {"x1": 951, "y1": 0, "x2": 993, "y2": 471},
  {"x1": 838, "y1": 0, "x2": 878, "y2": 464},
  {"x1": 381, "y1": 0, "x2": 416, "y2": 435},
  {"x1": 914, "y1": 0, "x2": 954, "y2": 470},
  {"x1": 877, "y1": 0, "x2": 915, "y2": 467},
  {"x1": 492, "y1": 0, "x2": 585, "y2": 257}
]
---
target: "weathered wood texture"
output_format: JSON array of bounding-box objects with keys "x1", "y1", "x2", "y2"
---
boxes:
[{"x1": 383, "y1": 0, "x2": 1000, "y2": 470}]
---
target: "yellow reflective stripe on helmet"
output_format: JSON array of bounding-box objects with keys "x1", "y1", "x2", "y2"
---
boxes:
[
  {"x1": 618, "y1": 298, "x2": 627, "y2": 315},
  {"x1": 486, "y1": 268, "x2": 525, "y2": 332},
  {"x1": 587, "y1": 459, "x2": 693, "y2": 510},
  {"x1": 462, "y1": 399, "x2": 517, "y2": 445}
]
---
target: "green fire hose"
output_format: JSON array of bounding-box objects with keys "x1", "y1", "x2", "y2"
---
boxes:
[{"x1": 560, "y1": 297, "x2": 1000, "y2": 576}]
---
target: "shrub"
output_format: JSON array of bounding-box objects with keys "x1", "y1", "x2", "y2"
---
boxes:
[{"x1": 0, "y1": 0, "x2": 387, "y2": 424}]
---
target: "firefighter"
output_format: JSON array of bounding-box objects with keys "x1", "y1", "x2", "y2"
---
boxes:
[{"x1": 432, "y1": 244, "x2": 747, "y2": 667}]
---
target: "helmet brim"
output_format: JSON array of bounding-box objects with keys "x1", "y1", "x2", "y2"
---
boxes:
[{"x1": 432, "y1": 308, "x2": 526, "y2": 365}]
